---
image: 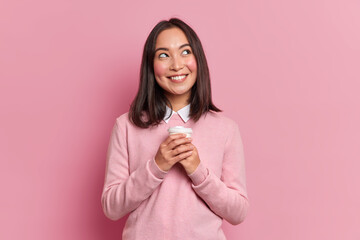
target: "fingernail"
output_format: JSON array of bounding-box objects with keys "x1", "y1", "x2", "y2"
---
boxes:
[{"x1": 188, "y1": 137, "x2": 192, "y2": 141}]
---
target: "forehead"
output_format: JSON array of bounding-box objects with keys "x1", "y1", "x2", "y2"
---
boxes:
[{"x1": 155, "y1": 27, "x2": 189, "y2": 48}]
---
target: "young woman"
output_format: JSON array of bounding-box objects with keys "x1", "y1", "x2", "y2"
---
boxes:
[{"x1": 101, "y1": 18, "x2": 249, "y2": 240}]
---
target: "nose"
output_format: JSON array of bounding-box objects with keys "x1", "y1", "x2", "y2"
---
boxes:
[{"x1": 170, "y1": 55, "x2": 184, "y2": 71}]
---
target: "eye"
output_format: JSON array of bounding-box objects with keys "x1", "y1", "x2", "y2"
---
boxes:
[
  {"x1": 159, "y1": 53, "x2": 168, "y2": 58},
  {"x1": 182, "y1": 49, "x2": 192, "y2": 55}
]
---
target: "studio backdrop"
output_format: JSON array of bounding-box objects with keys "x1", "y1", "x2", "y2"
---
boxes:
[{"x1": 1, "y1": 0, "x2": 359, "y2": 239}]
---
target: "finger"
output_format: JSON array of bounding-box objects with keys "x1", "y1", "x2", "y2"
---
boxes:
[
  {"x1": 172, "y1": 150, "x2": 193, "y2": 162},
  {"x1": 167, "y1": 137, "x2": 192, "y2": 150},
  {"x1": 171, "y1": 144, "x2": 194, "y2": 156}
]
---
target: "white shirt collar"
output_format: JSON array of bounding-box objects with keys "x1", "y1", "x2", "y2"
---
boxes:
[{"x1": 163, "y1": 104, "x2": 191, "y2": 123}]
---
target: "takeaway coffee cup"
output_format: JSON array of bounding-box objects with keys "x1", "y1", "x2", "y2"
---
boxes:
[{"x1": 168, "y1": 126, "x2": 193, "y2": 138}]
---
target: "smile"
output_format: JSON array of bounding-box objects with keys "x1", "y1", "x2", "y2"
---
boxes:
[{"x1": 168, "y1": 74, "x2": 188, "y2": 82}]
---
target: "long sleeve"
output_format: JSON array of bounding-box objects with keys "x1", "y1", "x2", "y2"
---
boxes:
[
  {"x1": 188, "y1": 121, "x2": 249, "y2": 225},
  {"x1": 101, "y1": 120, "x2": 167, "y2": 221}
]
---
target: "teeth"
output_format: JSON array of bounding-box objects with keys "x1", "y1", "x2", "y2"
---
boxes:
[{"x1": 170, "y1": 75, "x2": 186, "y2": 80}]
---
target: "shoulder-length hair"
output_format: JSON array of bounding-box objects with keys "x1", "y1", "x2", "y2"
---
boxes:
[{"x1": 129, "y1": 18, "x2": 221, "y2": 128}]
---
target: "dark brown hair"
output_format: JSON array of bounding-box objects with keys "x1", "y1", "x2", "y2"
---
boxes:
[{"x1": 129, "y1": 18, "x2": 221, "y2": 128}]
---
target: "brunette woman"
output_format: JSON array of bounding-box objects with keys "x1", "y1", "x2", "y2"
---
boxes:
[{"x1": 101, "y1": 18, "x2": 249, "y2": 240}]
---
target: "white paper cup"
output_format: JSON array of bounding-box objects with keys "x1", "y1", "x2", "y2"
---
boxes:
[{"x1": 168, "y1": 126, "x2": 193, "y2": 138}]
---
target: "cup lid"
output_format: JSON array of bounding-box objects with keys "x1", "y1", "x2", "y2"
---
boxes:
[{"x1": 168, "y1": 126, "x2": 193, "y2": 134}]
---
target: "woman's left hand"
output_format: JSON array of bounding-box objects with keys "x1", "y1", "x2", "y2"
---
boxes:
[{"x1": 179, "y1": 143, "x2": 200, "y2": 175}]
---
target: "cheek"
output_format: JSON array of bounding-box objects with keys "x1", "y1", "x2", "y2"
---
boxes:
[
  {"x1": 186, "y1": 57, "x2": 197, "y2": 73},
  {"x1": 153, "y1": 61, "x2": 167, "y2": 77}
]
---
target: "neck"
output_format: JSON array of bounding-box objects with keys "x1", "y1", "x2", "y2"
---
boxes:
[{"x1": 165, "y1": 93, "x2": 190, "y2": 112}]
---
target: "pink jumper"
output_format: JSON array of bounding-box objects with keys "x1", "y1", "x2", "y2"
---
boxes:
[{"x1": 101, "y1": 106, "x2": 249, "y2": 239}]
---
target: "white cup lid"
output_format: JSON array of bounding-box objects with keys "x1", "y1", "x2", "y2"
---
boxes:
[{"x1": 168, "y1": 126, "x2": 193, "y2": 134}]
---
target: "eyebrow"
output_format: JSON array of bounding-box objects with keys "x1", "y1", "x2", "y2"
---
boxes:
[{"x1": 154, "y1": 43, "x2": 191, "y2": 53}]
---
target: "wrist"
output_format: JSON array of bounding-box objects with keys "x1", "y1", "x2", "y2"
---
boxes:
[
  {"x1": 155, "y1": 156, "x2": 170, "y2": 172},
  {"x1": 150, "y1": 158, "x2": 168, "y2": 179},
  {"x1": 188, "y1": 161, "x2": 208, "y2": 186},
  {"x1": 186, "y1": 161, "x2": 199, "y2": 175}
]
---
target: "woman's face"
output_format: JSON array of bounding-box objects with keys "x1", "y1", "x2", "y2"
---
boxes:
[{"x1": 153, "y1": 27, "x2": 197, "y2": 103}]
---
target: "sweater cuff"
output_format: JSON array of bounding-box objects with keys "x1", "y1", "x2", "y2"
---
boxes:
[
  {"x1": 148, "y1": 157, "x2": 168, "y2": 179},
  {"x1": 188, "y1": 161, "x2": 208, "y2": 186}
]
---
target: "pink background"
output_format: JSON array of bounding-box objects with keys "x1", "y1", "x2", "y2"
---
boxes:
[{"x1": 1, "y1": 0, "x2": 359, "y2": 239}]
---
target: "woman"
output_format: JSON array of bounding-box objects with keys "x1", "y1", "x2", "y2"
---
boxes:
[{"x1": 101, "y1": 18, "x2": 249, "y2": 240}]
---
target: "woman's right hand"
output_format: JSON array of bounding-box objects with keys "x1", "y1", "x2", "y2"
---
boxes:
[{"x1": 155, "y1": 133, "x2": 194, "y2": 172}]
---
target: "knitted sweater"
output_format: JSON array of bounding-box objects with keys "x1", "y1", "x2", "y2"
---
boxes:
[{"x1": 101, "y1": 108, "x2": 249, "y2": 240}]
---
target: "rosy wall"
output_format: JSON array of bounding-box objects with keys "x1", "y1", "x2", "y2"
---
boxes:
[{"x1": 1, "y1": 0, "x2": 359, "y2": 239}]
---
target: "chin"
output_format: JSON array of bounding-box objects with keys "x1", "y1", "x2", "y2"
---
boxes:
[{"x1": 174, "y1": 90, "x2": 192, "y2": 97}]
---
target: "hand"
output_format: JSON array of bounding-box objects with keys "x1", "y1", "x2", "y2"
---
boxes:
[
  {"x1": 179, "y1": 143, "x2": 200, "y2": 175},
  {"x1": 155, "y1": 134, "x2": 194, "y2": 172}
]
